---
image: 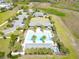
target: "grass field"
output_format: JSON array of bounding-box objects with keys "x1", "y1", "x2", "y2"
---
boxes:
[
  {"x1": 52, "y1": 7, "x2": 79, "y2": 39},
  {"x1": 0, "y1": 38, "x2": 10, "y2": 54},
  {"x1": 62, "y1": 11, "x2": 79, "y2": 39},
  {"x1": 41, "y1": 8, "x2": 65, "y2": 17},
  {"x1": 51, "y1": 2, "x2": 79, "y2": 11},
  {"x1": 0, "y1": 7, "x2": 18, "y2": 25},
  {"x1": 51, "y1": 15, "x2": 78, "y2": 59}
]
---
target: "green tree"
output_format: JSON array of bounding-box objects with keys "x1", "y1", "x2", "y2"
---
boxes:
[
  {"x1": 41, "y1": 25, "x2": 46, "y2": 31},
  {"x1": 14, "y1": 43, "x2": 22, "y2": 51},
  {"x1": 7, "y1": 23, "x2": 13, "y2": 28},
  {"x1": 33, "y1": 26, "x2": 37, "y2": 32},
  {"x1": 23, "y1": 18, "x2": 27, "y2": 21},
  {"x1": 0, "y1": 51, "x2": 5, "y2": 58},
  {"x1": 0, "y1": 7, "x2": 7, "y2": 12},
  {"x1": 18, "y1": 12, "x2": 22, "y2": 15},
  {"x1": 41, "y1": 35, "x2": 46, "y2": 43},
  {"x1": 9, "y1": 34, "x2": 18, "y2": 50},
  {"x1": 15, "y1": 17, "x2": 19, "y2": 20},
  {"x1": 7, "y1": 51, "x2": 19, "y2": 59},
  {"x1": 0, "y1": 31, "x2": 4, "y2": 36},
  {"x1": 16, "y1": 27, "x2": 22, "y2": 30},
  {"x1": 32, "y1": 35, "x2": 37, "y2": 43},
  {"x1": 8, "y1": 18, "x2": 13, "y2": 23}
]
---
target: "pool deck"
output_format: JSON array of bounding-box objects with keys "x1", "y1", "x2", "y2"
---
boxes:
[
  {"x1": 22, "y1": 27, "x2": 59, "y2": 53},
  {"x1": 24, "y1": 27, "x2": 54, "y2": 44}
]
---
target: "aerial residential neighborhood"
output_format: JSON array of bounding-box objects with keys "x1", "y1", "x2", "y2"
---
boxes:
[
  {"x1": 0, "y1": 0, "x2": 79, "y2": 59},
  {"x1": 0, "y1": 0, "x2": 13, "y2": 12}
]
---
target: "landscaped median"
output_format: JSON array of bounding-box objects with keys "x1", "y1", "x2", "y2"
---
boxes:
[{"x1": 50, "y1": 15, "x2": 78, "y2": 59}]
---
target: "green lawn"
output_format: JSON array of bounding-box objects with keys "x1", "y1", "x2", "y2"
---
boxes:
[
  {"x1": 0, "y1": 7, "x2": 18, "y2": 25},
  {"x1": 40, "y1": 8, "x2": 65, "y2": 17},
  {"x1": 51, "y1": 2, "x2": 79, "y2": 11},
  {"x1": 0, "y1": 38, "x2": 10, "y2": 54},
  {"x1": 50, "y1": 7, "x2": 79, "y2": 50},
  {"x1": 51, "y1": 15, "x2": 78, "y2": 59}
]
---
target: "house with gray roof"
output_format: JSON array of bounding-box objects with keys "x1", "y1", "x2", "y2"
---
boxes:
[{"x1": 0, "y1": 0, "x2": 4, "y2": 3}]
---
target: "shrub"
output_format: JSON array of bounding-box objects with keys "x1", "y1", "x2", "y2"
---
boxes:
[
  {"x1": 13, "y1": 3, "x2": 17, "y2": 7},
  {"x1": 41, "y1": 35, "x2": 46, "y2": 43},
  {"x1": 16, "y1": 27, "x2": 23, "y2": 30},
  {"x1": 21, "y1": 6, "x2": 28, "y2": 10},
  {"x1": 32, "y1": 35, "x2": 37, "y2": 43},
  {"x1": 0, "y1": 7, "x2": 7, "y2": 12},
  {"x1": 0, "y1": 51, "x2": 5, "y2": 58},
  {"x1": 23, "y1": 18, "x2": 27, "y2": 21},
  {"x1": 33, "y1": 26, "x2": 37, "y2": 32},
  {"x1": 0, "y1": 31, "x2": 4, "y2": 35},
  {"x1": 7, "y1": 23, "x2": 13, "y2": 28},
  {"x1": 15, "y1": 17, "x2": 19, "y2": 20},
  {"x1": 18, "y1": 12, "x2": 22, "y2": 15},
  {"x1": 13, "y1": 43, "x2": 22, "y2": 51},
  {"x1": 7, "y1": 51, "x2": 20, "y2": 59},
  {"x1": 57, "y1": 41, "x2": 69, "y2": 55},
  {"x1": 41, "y1": 25, "x2": 46, "y2": 31},
  {"x1": 9, "y1": 34, "x2": 18, "y2": 49},
  {"x1": 8, "y1": 18, "x2": 13, "y2": 23},
  {"x1": 25, "y1": 48, "x2": 53, "y2": 55}
]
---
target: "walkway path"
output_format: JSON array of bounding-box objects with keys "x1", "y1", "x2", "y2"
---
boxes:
[{"x1": 0, "y1": 21, "x2": 8, "y2": 27}]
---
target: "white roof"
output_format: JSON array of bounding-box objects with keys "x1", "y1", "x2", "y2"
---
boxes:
[
  {"x1": 33, "y1": 12, "x2": 44, "y2": 17},
  {"x1": 0, "y1": 3, "x2": 11, "y2": 8},
  {"x1": 29, "y1": 17, "x2": 52, "y2": 26}
]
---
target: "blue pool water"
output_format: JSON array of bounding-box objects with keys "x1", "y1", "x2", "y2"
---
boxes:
[{"x1": 25, "y1": 28, "x2": 53, "y2": 43}]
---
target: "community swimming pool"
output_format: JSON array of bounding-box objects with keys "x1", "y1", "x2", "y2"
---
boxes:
[
  {"x1": 22, "y1": 27, "x2": 59, "y2": 53},
  {"x1": 24, "y1": 27, "x2": 54, "y2": 44}
]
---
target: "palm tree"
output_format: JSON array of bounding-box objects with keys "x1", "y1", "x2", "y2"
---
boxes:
[
  {"x1": 8, "y1": 18, "x2": 13, "y2": 23},
  {"x1": 0, "y1": 51, "x2": 5, "y2": 58},
  {"x1": 33, "y1": 26, "x2": 37, "y2": 32},
  {"x1": 41, "y1": 25, "x2": 46, "y2": 31},
  {"x1": 0, "y1": 31, "x2": 4, "y2": 36},
  {"x1": 48, "y1": 16, "x2": 52, "y2": 21},
  {"x1": 7, "y1": 23, "x2": 13, "y2": 28},
  {"x1": 1, "y1": 7, "x2": 7, "y2": 12},
  {"x1": 0, "y1": 31, "x2": 6, "y2": 39},
  {"x1": 32, "y1": 35, "x2": 37, "y2": 43},
  {"x1": 18, "y1": 12, "x2": 22, "y2": 15},
  {"x1": 23, "y1": 18, "x2": 27, "y2": 21},
  {"x1": 15, "y1": 17, "x2": 19, "y2": 20},
  {"x1": 14, "y1": 43, "x2": 22, "y2": 51},
  {"x1": 41, "y1": 35, "x2": 46, "y2": 43}
]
